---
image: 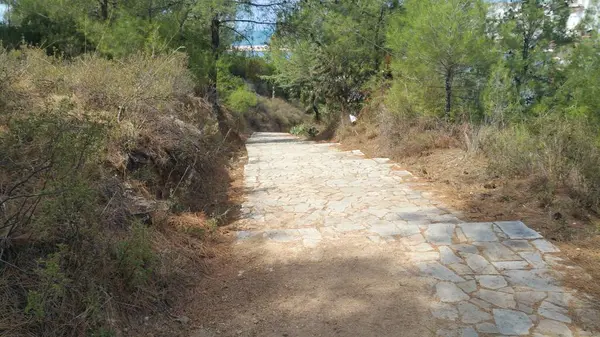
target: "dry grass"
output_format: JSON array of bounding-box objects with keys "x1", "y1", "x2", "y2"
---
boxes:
[
  {"x1": 0, "y1": 47, "x2": 242, "y2": 336},
  {"x1": 335, "y1": 100, "x2": 600, "y2": 301}
]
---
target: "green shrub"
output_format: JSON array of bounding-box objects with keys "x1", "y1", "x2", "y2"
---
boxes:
[
  {"x1": 227, "y1": 87, "x2": 258, "y2": 114},
  {"x1": 290, "y1": 123, "x2": 319, "y2": 138}
]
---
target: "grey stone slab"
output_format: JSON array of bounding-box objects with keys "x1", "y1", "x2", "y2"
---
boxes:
[
  {"x1": 503, "y1": 269, "x2": 563, "y2": 292},
  {"x1": 431, "y1": 302, "x2": 459, "y2": 321},
  {"x1": 459, "y1": 222, "x2": 498, "y2": 242},
  {"x1": 368, "y1": 223, "x2": 403, "y2": 236},
  {"x1": 475, "y1": 289, "x2": 516, "y2": 309},
  {"x1": 517, "y1": 303, "x2": 534, "y2": 314},
  {"x1": 519, "y1": 251, "x2": 546, "y2": 269},
  {"x1": 424, "y1": 223, "x2": 455, "y2": 245},
  {"x1": 493, "y1": 309, "x2": 533, "y2": 335},
  {"x1": 546, "y1": 292, "x2": 574, "y2": 308},
  {"x1": 538, "y1": 300, "x2": 572, "y2": 323},
  {"x1": 477, "y1": 275, "x2": 508, "y2": 290},
  {"x1": 515, "y1": 291, "x2": 547, "y2": 306},
  {"x1": 464, "y1": 253, "x2": 499, "y2": 274},
  {"x1": 265, "y1": 229, "x2": 300, "y2": 242},
  {"x1": 458, "y1": 301, "x2": 492, "y2": 324},
  {"x1": 410, "y1": 243, "x2": 435, "y2": 252},
  {"x1": 476, "y1": 322, "x2": 499, "y2": 334},
  {"x1": 534, "y1": 319, "x2": 573, "y2": 337},
  {"x1": 449, "y1": 263, "x2": 473, "y2": 275},
  {"x1": 495, "y1": 221, "x2": 542, "y2": 240},
  {"x1": 502, "y1": 240, "x2": 535, "y2": 252},
  {"x1": 298, "y1": 228, "x2": 322, "y2": 241},
  {"x1": 236, "y1": 230, "x2": 259, "y2": 240},
  {"x1": 418, "y1": 262, "x2": 465, "y2": 282},
  {"x1": 409, "y1": 252, "x2": 440, "y2": 262},
  {"x1": 440, "y1": 246, "x2": 463, "y2": 265},
  {"x1": 492, "y1": 261, "x2": 530, "y2": 271},
  {"x1": 452, "y1": 244, "x2": 479, "y2": 254},
  {"x1": 531, "y1": 239, "x2": 560, "y2": 253},
  {"x1": 476, "y1": 242, "x2": 521, "y2": 261},
  {"x1": 334, "y1": 222, "x2": 364, "y2": 232},
  {"x1": 457, "y1": 280, "x2": 477, "y2": 293},
  {"x1": 461, "y1": 327, "x2": 478, "y2": 337},
  {"x1": 470, "y1": 298, "x2": 492, "y2": 310},
  {"x1": 436, "y1": 282, "x2": 470, "y2": 302}
]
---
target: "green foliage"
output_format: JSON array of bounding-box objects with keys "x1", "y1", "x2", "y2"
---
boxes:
[
  {"x1": 482, "y1": 60, "x2": 520, "y2": 125},
  {"x1": 115, "y1": 222, "x2": 155, "y2": 288},
  {"x1": 227, "y1": 87, "x2": 258, "y2": 114},
  {"x1": 387, "y1": 0, "x2": 490, "y2": 119},
  {"x1": 290, "y1": 123, "x2": 319, "y2": 138},
  {"x1": 270, "y1": 0, "x2": 399, "y2": 120}
]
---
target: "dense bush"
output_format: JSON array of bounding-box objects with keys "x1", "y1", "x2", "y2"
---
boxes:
[{"x1": 0, "y1": 48, "x2": 237, "y2": 336}]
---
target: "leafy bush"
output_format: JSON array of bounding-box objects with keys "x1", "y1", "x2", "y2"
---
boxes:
[
  {"x1": 290, "y1": 123, "x2": 319, "y2": 138},
  {"x1": 227, "y1": 87, "x2": 258, "y2": 114},
  {"x1": 0, "y1": 47, "x2": 236, "y2": 336}
]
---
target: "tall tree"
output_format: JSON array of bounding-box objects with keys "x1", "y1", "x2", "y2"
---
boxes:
[{"x1": 387, "y1": 0, "x2": 489, "y2": 119}]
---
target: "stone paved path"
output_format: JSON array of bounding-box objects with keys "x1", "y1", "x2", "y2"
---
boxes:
[{"x1": 232, "y1": 132, "x2": 599, "y2": 337}]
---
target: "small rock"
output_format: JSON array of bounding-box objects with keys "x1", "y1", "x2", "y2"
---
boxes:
[{"x1": 175, "y1": 316, "x2": 190, "y2": 324}]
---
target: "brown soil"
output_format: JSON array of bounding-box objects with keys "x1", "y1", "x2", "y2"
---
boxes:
[{"x1": 337, "y1": 125, "x2": 600, "y2": 304}]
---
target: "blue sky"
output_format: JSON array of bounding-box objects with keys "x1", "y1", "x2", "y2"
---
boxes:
[{"x1": 0, "y1": 4, "x2": 6, "y2": 22}]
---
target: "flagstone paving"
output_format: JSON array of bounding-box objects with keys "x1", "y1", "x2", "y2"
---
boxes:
[{"x1": 234, "y1": 132, "x2": 599, "y2": 337}]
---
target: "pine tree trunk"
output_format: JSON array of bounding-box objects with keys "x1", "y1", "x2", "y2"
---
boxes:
[{"x1": 445, "y1": 69, "x2": 453, "y2": 120}]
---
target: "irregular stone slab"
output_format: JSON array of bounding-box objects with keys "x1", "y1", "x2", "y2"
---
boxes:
[
  {"x1": 531, "y1": 239, "x2": 560, "y2": 253},
  {"x1": 538, "y1": 300, "x2": 572, "y2": 323},
  {"x1": 476, "y1": 242, "x2": 521, "y2": 261},
  {"x1": 458, "y1": 301, "x2": 492, "y2": 324},
  {"x1": 477, "y1": 275, "x2": 508, "y2": 290},
  {"x1": 436, "y1": 282, "x2": 470, "y2": 302},
  {"x1": 455, "y1": 227, "x2": 469, "y2": 243},
  {"x1": 418, "y1": 262, "x2": 465, "y2": 282},
  {"x1": 409, "y1": 252, "x2": 440, "y2": 262},
  {"x1": 495, "y1": 221, "x2": 542, "y2": 240},
  {"x1": 475, "y1": 289, "x2": 516, "y2": 308},
  {"x1": 461, "y1": 327, "x2": 478, "y2": 337},
  {"x1": 518, "y1": 303, "x2": 534, "y2": 314},
  {"x1": 515, "y1": 291, "x2": 547, "y2": 306},
  {"x1": 452, "y1": 244, "x2": 479, "y2": 254},
  {"x1": 400, "y1": 233, "x2": 426, "y2": 245},
  {"x1": 457, "y1": 280, "x2": 477, "y2": 293},
  {"x1": 449, "y1": 263, "x2": 473, "y2": 275},
  {"x1": 424, "y1": 223, "x2": 455, "y2": 245},
  {"x1": 236, "y1": 230, "x2": 258, "y2": 240},
  {"x1": 265, "y1": 229, "x2": 300, "y2": 242},
  {"x1": 368, "y1": 223, "x2": 403, "y2": 236},
  {"x1": 372, "y1": 157, "x2": 391, "y2": 164},
  {"x1": 410, "y1": 243, "x2": 436, "y2": 252},
  {"x1": 502, "y1": 240, "x2": 534, "y2": 252},
  {"x1": 504, "y1": 269, "x2": 563, "y2": 292},
  {"x1": 298, "y1": 228, "x2": 322, "y2": 240},
  {"x1": 519, "y1": 251, "x2": 546, "y2": 269},
  {"x1": 546, "y1": 292, "x2": 574, "y2": 308},
  {"x1": 464, "y1": 253, "x2": 498, "y2": 274},
  {"x1": 440, "y1": 246, "x2": 463, "y2": 265},
  {"x1": 492, "y1": 261, "x2": 530, "y2": 271},
  {"x1": 459, "y1": 223, "x2": 498, "y2": 242},
  {"x1": 334, "y1": 222, "x2": 364, "y2": 232},
  {"x1": 534, "y1": 319, "x2": 573, "y2": 337},
  {"x1": 431, "y1": 302, "x2": 459, "y2": 321},
  {"x1": 493, "y1": 309, "x2": 533, "y2": 335},
  {"x1": 470, "y1": 297, "x2": 492, "y2": 309},
  {"x1": 476, "y1": 322, "x2": 499, "y2": 334}
]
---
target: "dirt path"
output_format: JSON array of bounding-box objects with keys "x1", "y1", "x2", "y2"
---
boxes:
[{"x1": 188, "y1": 133, "x2": 599, "y2": 337}]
